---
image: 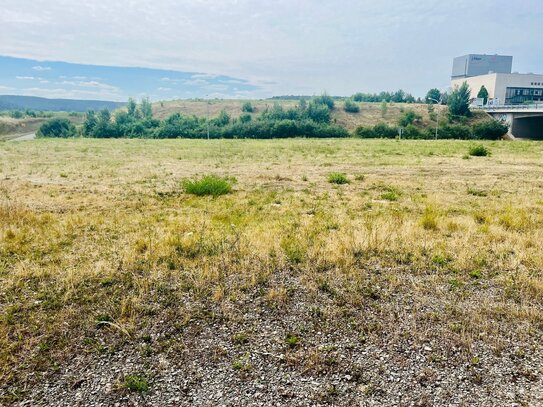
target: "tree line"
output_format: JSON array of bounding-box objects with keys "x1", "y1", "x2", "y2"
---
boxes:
[{"x1": 36, "y1": 83, "x2": 508, "y2": 140}]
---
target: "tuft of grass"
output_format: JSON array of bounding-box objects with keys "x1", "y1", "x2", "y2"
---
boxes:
[
  {"x1": 469, "y1": 145, "x2": 490, "y2": 157},
  {"x1": 420, "y1": 205, "x2": 438, "y2": 230},
  {"x1": 380, "y1": 186, "x2": 401, "y2": 201},
  {"x1": 285, "y1": 333, "x2": 301, "y2": 348},
  {"x1": 354, "y1": 174, "x2": 366, "y2": 181},
  {"x1": 327, "y1": 172, "x2": 350, "y2": 185},
  {"x1": 124, "y1": 375, "x2": 149, "y2": 393},
  {"x1": 467, "y1": 187, "x2": 488, "y2": 197},
  {"x1": 182, "y1": 174, "x2": 235, "y2": 197}
]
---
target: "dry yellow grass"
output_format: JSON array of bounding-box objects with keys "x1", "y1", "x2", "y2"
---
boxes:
[{"x1": 1, "y1": 138, "x2": 542, "y2": 402}]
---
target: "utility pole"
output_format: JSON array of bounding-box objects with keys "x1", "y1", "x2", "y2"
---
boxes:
[{"x1": 427, "y1": 97, "x2": 442, "y2": 140}]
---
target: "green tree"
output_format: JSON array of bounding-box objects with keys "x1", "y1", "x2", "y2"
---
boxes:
[
  {"x1": 313, "y1": 93, "x2": 335, "y2": 110},
  {"x1": 127, "y1": 98, "x2": 137, "y2": 117},
  {"x1": 140, "y1": 97, "x2": 153, "y2": 118},
  {"x1": 448, "y1": 82, "x2": 471, "y2": 117},
  {"x1": 83, "y1": 110, "x2": 97, "y2": 135},
  {"x1": 425, "y1": 88, "x2": 442, "y2": 104},
  {"x1": 477, "y1": 85, "x2": 489, "y2": 105},
  {"x1": 213, "y1": 110, "x2": 231, "y2": 127}
]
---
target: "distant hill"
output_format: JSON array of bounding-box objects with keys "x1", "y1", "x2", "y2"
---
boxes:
[{"x1": 0, "y1": 95, "x2": 125, "y2": 112}]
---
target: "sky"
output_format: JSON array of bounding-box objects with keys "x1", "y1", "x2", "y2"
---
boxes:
[{"x1": 0, "y1": 0, "x2": 542, "y2": 101}]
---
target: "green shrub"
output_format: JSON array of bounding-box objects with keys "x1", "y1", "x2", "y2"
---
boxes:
[
  {"x1": 469, "y1": 145, "x2": 490, "y2": 157},
  {"x1": 398, "y1": 110, "x2": 422, "y2": 127},
  {"x1": 436, "y1": 124, "x2": 472, "y2": 139},
  {"x1": 37, "y1": 118, "x2": 77, "y2": 138},
  {"x1": 343, "y1": 99, "x2": 360, "y2": 113},
  {"x1": 403, "y1": 124, "x2": 423, "y2": 139},
  {"x1": 313, "y1": 93, "x2": 335, "y2": 110},
  {"x1": 354, "y1": 126, "x2": 375, "y2": 138},
  {"x1": 372, "y1": 123, "x2": 398, "y2": 138},
  {"x1": 239, "y1": 113, "x2": 252, "y2": 123},
  {"x1": 472, "y1": 120, "x2": 508, "y2": 139},
  {"x1": 241, "y1": 101, "x2": 255, "y2": 113},
  {"x1": 327, "y1": 172, "x2": 350, "y2": 185},
  {"x1": 183, "y1": 175, "x2": 235, "y2": 196}
]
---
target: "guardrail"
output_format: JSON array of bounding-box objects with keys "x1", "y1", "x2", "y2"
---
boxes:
[{"x1": 472, "y1": 104, "x2": 543, "y2": 111}]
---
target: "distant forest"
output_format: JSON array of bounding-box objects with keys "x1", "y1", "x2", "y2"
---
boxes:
[{"x1": 0, "y1": 95, "x2": 124, "y2": 112}]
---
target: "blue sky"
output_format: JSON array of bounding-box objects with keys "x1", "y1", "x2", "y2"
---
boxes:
[
  {"x1": 1, "y1": 0, "x2": 542, "y2": 101},
  {"x1": 0, "y1": 56, "x2": 260, "y2": 101}
]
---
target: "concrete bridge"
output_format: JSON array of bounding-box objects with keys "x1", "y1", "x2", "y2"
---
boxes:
[{"x1": 474, "y1": 104, "x2": 543, "y2": 139}]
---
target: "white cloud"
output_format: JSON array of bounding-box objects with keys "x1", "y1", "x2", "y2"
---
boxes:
[
  {"x1": 60, "y1": 80, "x2": 119, "y2": 92},
  {"x1": 0, "y1": 0, "x2": 541, "y2": 96},
  {"x1": 32, "y1": 65, "x2": 51, "y2": 71},
  {"x1": 16, "y1": 76, "x2": 37, "y2": 80}
]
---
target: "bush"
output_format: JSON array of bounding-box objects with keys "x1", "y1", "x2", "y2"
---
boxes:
[
  {"x1": 239, "y1": 113, "x2": 252, "y2": 123},
  {"x1": 472, "y1": 120, "x2": 508, "y2": 139},
  {"x1": 469, "y1": 145, "x2": 490, "y2": 157},
  {"x1": 313, "y1": 93, "x2": 335, "y2": 110},
  {"x1": 373, "y1": 123, "x2": 398, "y2": 138},
  {"x1": 435, "y1": 124, "x2": 472, "y2": 140},
  {"x1": 242, "y1": 101, "x2": 255, "y2": 113},
  {"x1": 398, "y1": 110, "x2": 422, "y2": 127},
  {"x1": 304, "y1": 102, "x2": 331, "y2": 123},
  {"x1": 37, "y1": 118, "x2": 77, "y2": 138},
  {"x1": 183, "y1": 175, "x2": 235, "y2": 196},
  {"x1": 354, "y1": 126, "x2": 375, "y2": 138},
  {"x1": 327, "y1": 172, "x2": 350, "y2": 185},
  {"x1": 403, "y1": 124, "x2": 423, "y2": 139},
  {"x1": 343, "y1": 99, "x2": 360, "y2": 113}
]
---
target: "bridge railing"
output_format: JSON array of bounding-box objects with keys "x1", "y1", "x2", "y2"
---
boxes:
[{"x1": 473, "y1": 104, "x2": 543, "y2": 111}]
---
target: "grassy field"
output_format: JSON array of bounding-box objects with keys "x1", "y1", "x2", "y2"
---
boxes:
[{"x1": 1, "y1": 138, "x2": 543, "y2": 404}]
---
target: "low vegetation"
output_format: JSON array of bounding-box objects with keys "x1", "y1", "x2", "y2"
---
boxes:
[
  {"x1": 182, "y1": 174, "x2": 235, "y2": 196},
  {"x1": 1, "y1": 139, "x2": 543, "y2": 404},
  {"x1": 469, "y1": 144, "x2": 491, "y2": 157}
]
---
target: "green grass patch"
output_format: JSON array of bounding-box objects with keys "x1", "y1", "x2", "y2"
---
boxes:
[
  {"x1": 124, "y1": 374, "x2": 149, "y2": 393},
  {"x1": 182, "y1": 174, "x2": 235, "y2": 197},
  {"x1": 327, "y1": 172, "x2": 350, "y2": 185}
]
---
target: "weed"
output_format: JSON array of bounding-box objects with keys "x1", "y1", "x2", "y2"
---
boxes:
[
  {"x1": 232, "y1": 354, "x2": 252, "y2": 371},
  {"x1": 285, "y1": 333, "x2": 301, "y2": 348},
  {"x1": 354, "y1": 174, "x2": 366, "y2": 181},
  {"x1": 327, "y1": 172, "x2": 350, "y2": 185},
  {"x1": 232, "y1": 333, "x2": 249, "y2": 345},
  {"x1": 380, "y1": 186, "x2": 401, "y2": 201},
  {"x1": 124, "y1": 375, "x2": 149, "y2": 393},
  {"x1": 467, "y1": 187, "x2": 488, "y2": 197}
]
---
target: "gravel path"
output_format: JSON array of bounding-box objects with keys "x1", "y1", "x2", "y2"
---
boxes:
[{"x1": 9, "y1": 132, "x2": 36, "y2": 141}]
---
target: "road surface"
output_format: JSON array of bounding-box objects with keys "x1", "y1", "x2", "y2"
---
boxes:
[{"x1": 11, "y1": 132, "x2": 36, "y2": 141}]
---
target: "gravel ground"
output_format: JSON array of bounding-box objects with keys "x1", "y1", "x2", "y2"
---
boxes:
[{"x1": 15, "y1": 281, "x2": 543, "y2": 407}]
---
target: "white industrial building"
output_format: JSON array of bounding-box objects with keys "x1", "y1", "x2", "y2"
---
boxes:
[{"x1": 450, "y1": 54, "x2": 543, "y2": 105}]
